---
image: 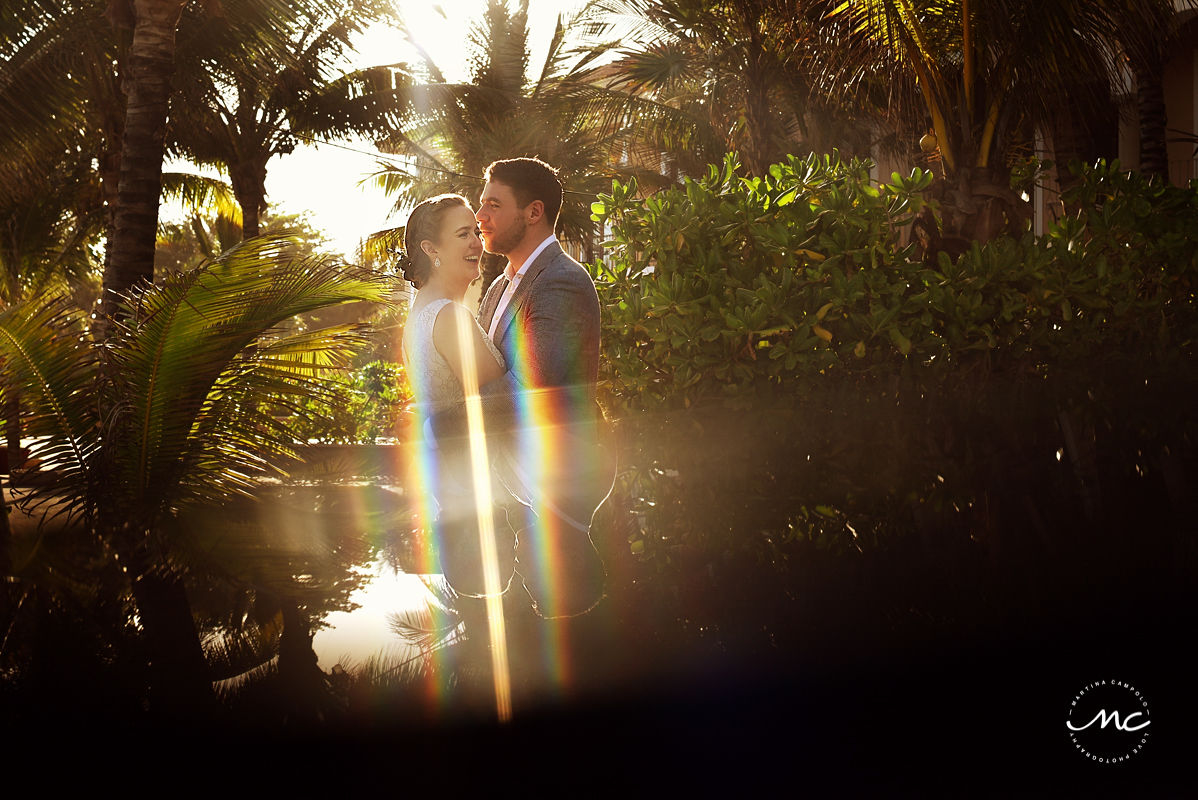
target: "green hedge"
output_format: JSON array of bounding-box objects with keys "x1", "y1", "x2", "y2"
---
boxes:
[
  {"x1": 589, "y1": 154, "x2": 1198, "y2": 647},
  {"x1": 593, "y1": 154, "x2": 1196, "y2": 411}
]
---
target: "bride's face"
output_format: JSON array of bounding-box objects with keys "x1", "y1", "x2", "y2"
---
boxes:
[{"x1": 426, "y1": 205, "x2": 483, "y2": 283}]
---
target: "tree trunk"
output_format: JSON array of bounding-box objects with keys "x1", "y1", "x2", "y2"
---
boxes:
[
  {"x1": 132, "y1": 570, "x2": 217, "y2": 716},
  {"x1": 232, "y1": 185, "x2": 262, "y2": 241},
  {"x1": 1135, "y1": 60, "x2": 1169, "y2": 181},
  {"x1": 234, "y1": 189, "x2": 261, "y2": 240},
  {"x1": 119, "y1": 535, "x2": 217, "y2": 715},
  {"x1": 101, "y1": 0, "x2": 187, "y2": 319},
  {"x1": 4, "y1": 392, "x2": 21, "y2": 472},
  {"x1": 742, "y1": 57, "x2": 774, "y2": 176},
  {"x1": 231, "y1": 155, "x2": 269, "y2": 241},
  {"x1": 925, "y1": 166, "x2": 1032, "y2": 261},
  {"x1": 277, "y1": 598, "x2": 328, "y2": 715}
]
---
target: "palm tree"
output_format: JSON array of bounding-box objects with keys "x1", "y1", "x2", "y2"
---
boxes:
[
  {"x1": 815, "y1": 0, "x2": 1195, "y2": 252},
  {"x1": 1, "y1": 0, "x2": 329, "y2": 509},
  {"x1": 0, "y1": 235, "x2": 391, "y2": 712},
  {"x1": 1099, "y1": 1, "x2": 1198, "y2": 180},
  {"x1": 2, "y1": 1, "x2": 354, "y2": 315},
  {"x1": 372, "y1": 0, "x2": 644, "y2": 272},
  {"x1": 580, "y1": 0, "x2": 855, "y2": 176},
  {"x1": 167, "y1": 0, "x2": 410, "y2": 239},
  {"x1": 102, "y1": 0, "x2": 345, "y2": 314},
  {"x1": 0, "y1": 1, "x2": 130, "y2": 287},
  {"x1": 99, "y1": 0, "x2": 193, "y2": 312}
]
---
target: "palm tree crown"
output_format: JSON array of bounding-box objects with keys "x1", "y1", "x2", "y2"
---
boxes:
[
  {"x1": 372, "y1": 0, "x2": 639, "y2": 259},
  {"x1": 168, "y1": 0, "x2": 410, "y2": 239}
]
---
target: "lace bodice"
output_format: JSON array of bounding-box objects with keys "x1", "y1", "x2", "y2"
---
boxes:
[{"x1": 402, "y1": 298, "x2": 505, "y2": 416}]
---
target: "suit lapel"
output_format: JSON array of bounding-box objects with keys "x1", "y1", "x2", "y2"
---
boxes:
[
  {"x1": 479, "y1": 272, "x2": 507, "y2": 330},
  {"x1": 491, "y1": 242, "x2": 561, "y2": 346}
]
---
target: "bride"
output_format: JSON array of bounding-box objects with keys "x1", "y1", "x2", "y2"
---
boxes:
[{"x1": 398, "y1": 193, "x2": 517, "y2": 599}]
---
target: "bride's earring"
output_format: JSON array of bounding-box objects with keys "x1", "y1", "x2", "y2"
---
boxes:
[{"x1": 434, "y1": 257, "x2": 441, "y2": 269}]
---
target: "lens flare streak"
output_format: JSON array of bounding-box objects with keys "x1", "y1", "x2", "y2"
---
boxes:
[
  {"x1": 507, "y1": 320, "x2": 569, "y2": 687},
  {"x1": 455, "y1": 310, "x2": 512, "y2": 722}
]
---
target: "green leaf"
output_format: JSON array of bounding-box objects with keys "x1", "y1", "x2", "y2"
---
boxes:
[{"x1": 888, "y1": 327, "x2": 912, "y2": 355}]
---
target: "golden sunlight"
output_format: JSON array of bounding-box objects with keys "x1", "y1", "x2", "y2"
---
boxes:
[{"x1": 454, "y1": 306, "x2": 513, "y2": 722}]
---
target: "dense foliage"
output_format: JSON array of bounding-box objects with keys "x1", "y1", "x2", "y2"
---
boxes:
[
  {"x1": 0, "y1": 236, "x2": 392, "y2": 712},
  {"x1": 4, "y1": 0, "x2": 1196, "y2": 730},
  {"x1": 591, "y1": 155, "x2": 1197, "y2": 652},
  {"x1": 288, "y1": 359, "x2": 413, "y2": 444},
  {"x1": 596, "y1": 154, "x2": 1196, "y2": 409}
]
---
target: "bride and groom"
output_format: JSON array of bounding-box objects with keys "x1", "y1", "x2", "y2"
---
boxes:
[{"x1": 399, "y1": 157, "x2": 613, "y2": 621}]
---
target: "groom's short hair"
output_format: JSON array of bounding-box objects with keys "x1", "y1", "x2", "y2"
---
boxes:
[{"x1": 485, "y1": 157, "x2": 563, "y2": 228}]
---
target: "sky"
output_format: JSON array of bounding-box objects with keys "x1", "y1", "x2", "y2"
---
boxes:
[{"x1": 236, "y1": 0, "x2": 592, "y2": 260}]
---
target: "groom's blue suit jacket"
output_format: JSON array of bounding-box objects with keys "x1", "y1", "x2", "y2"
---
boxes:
[
  {"x1": 479, "y1": 240, "x2": 600, "y2": 426},
  {"x1": 432, "y1": 240, "x2": 610, "y2": 521}
]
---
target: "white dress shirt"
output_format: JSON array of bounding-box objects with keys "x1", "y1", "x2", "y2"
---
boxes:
[{"x1": 488, "y1": 234, "x2": 556, "y2": 339}]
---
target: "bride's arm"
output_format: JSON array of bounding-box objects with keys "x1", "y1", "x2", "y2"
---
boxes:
[{"x1": 432, "y1": 303, "x2": 505, "y2": 388}]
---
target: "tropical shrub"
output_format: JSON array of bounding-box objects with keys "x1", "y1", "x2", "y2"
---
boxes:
[
  {"x1": 286, "y1": 360, "x2": 413, "y2": 444},
  {"x1": 594, "y1": 154, "x2": 1196, "y2": 409},
  {"x1": 590, "y1": 154, "x2": 1198, "y2": 653}
]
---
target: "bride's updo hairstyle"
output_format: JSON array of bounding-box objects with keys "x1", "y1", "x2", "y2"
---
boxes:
[{"x1": 399, "y1": 193, "x2": 470, "y2": 289}]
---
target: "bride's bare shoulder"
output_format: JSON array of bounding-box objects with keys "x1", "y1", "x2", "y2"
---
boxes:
[{"x1": 430, "y1": 300, "x2": 481, "y2": 339}]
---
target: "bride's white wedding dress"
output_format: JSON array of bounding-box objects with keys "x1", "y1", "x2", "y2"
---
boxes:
[
  {"x1": 402, "y1": 297, "x2": 505, "y2": 416},
  {"x1": 401, "y1": 297, "x2": 515, "y2": 596}
]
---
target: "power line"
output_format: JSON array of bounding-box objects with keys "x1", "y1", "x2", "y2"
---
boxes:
[
  {"x1": 291, "y1": 132, "x2": 477, "y2": 181},
  {"x1": 288, "y1": 132, "x2": 600, "y2": 198}
]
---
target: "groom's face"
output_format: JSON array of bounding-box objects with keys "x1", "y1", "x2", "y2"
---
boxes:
[{"x1": 476, "y1": 179, "x2": 527, "y2": 256}]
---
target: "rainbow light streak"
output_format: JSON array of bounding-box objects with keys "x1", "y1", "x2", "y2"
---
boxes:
[
  {"x1": 454, "y1": 309, "x2": 512, "y2": 723},
  {"x1": 401, "y1": 323, "x2": 440, "y2": 575},
  {"x1": 400, "y1": 327, "x2": 454, "y2": 708},
  {"x1": 507, "y1": 319, "x2": 570, "y2": 689}
]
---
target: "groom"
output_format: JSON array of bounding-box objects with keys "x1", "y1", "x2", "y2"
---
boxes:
[{"x1": 438, "y1": 156, "x2": 611, "y2": 618}]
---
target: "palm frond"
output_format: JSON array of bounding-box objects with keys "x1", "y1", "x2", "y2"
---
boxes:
[
  {"x1": 287, "y1": 63, "x2": 414, "y2": 138},
  {"x1": 576, "y1": 0, "x2": 678, "y2": 48},
  {"x1": 102, "y1": 236, "x2": 391, "y2": 515},
  {"x1": 160, "y1": 172, "x2": 243, "y2": 224},
  {"x1": 201, "y1": 619, "x2": 281, "y2": 681},
  {"x1": 531, "y1": 13, "x2": 571, "y2": 97},
  {"x1": 360, "y1": 226, "x2": 405, "y2": 265},
  {"x1": 383, "y1": 576, "x2": 476, "y2": 658},
  {"x1": 0, "y1": 295, "x2": 98, "y2": 515},
  {"x1": 386, "y1": 598, "x2": 462, "y2": 652},
  {"x1": 0, "y1": 6, "x2": 95, "y2": 166}
]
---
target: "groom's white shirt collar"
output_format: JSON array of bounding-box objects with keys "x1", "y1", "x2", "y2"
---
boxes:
[
  {"x1": 505, "y1": 233, "x2": 556, "y2": 281},
  {"x1": 490, "y1": 234, "x2": 556, "y2": 338}
]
